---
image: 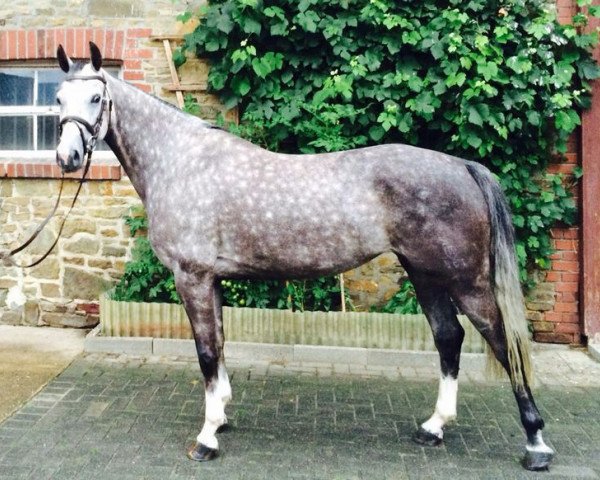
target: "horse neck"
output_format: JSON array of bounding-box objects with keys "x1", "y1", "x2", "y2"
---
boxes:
[{"x1": 103, "y1": 77, "x2": 194, "y2": 201}]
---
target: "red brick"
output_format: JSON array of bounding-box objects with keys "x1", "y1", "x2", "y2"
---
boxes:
[
  {"x1": 92, "y1": 28, "x2": 105, "y2": 51},
  {"x1": 564, "y1": 153, "x2": 578, "y2": 163},
  {"x1": 67, "y1": 29, "x2": 76, "y2": 56},
  {"x1": 554, "y1": 282, "x2": 579, "y2": 292},
  {"x1": 544, "y1": 311, "x2": 562, "y2": 322},
  {"x1": 547, "y1": 164, "x2": 575, "y2": 175},
  {"x1": 562, "y1": 229, "x2": 579, "y2": 239},
  {"x1": 549, "y1": 252, "x2": 562, "y2": 260},
  {"x1": 123, "y1": 70, "x2": 144, "y2": 81},
  {"x1": 552, "y1": 260, "x2": 578, "y2": 272},
  {"x1": 533, "y1": 332, "x2": 573, "y2": 344},
  {"x1": 562, "y1": 273, "x2": 579, "y2": 282},
  {"x1": 114, "y1": 30, "x2": 125, "y2": 57},
  {"x1": 26, "y1": 31, "x2": 36, "y2": 59},
  {"x1": 56, "y1": 30, "x2": 67, "y2": 52},
  {"x1": 45, "y1": 30, "x2": 55, "y2": 58},
  {"x1": 124, "y1": 48, "x2": 153, "y2": 59},
  {"x1": 133, "y1": 83, "x2": 152, "y2": 93},
  {"x1": 557, "y1": 292, "x2": 578, "y2": 302},
  {"x1": 545, "y1": 271, "x2": 562, "y2": 282},
  {"x1": 555, "y1": 323, "x2": 581, "y2": 334},
  {"x1": 554, "y1": 239, "x2": 575, "y2": 250},
  {"x1": 560, "y1": 313, "x2": 580, "y2": 323},
  {"x1": 37, "y1": 30, "x2": 46, "y2": 58},
  {"x1": 0, "y1": 31, "x2": 8, "y2": 59},
  {"x1": 560, "y1": 252, "x2": 579, "y2": 262},
  {"x1": 17, "y1": 30, "x2": 26, "y2": 59},
  {"x1": 8, "y1": 31, "x2": 17, "y2": 59},
  {"x1": 124, "y1": 59, "x2": 141, "y2": 70},
  {"x1": 75, "y1": 29, "x2": 85, "y2": 58},
  {"x1": 77, "y1": 302, "x2": 99, "y2": 315},
  {"x1": 554, "y1": 301, "x2": 578, "y2": 313},
  {"x1": 84, "y1": 28, "x2": 93, "y2": 52},
  {"x1": 105, "y1": 29, "x2": 115, "y2": 59}
]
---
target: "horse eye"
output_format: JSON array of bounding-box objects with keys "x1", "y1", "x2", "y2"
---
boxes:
[
  {"x1": 91, "y1": 94, "x2": 101, "y2": 104},
  {"x1": 56, "y1": 97, "x2": 62, "y2": 105}
]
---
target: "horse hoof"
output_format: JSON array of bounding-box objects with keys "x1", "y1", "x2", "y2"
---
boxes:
[
  {"x1": 413, "y1": 427, "x2": 442, "y2": 446},
  {"x1": 217, "y1": 423, "x2": 233, "y2": 434},
  {"x1": 187, "y1": 443, "x2": 218, "y2": 462},
  {"x1": 522, "y1": 450, "x2": 554, "y2": 471}
]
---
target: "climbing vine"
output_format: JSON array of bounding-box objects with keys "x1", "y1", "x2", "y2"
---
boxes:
[{"x1": 176, "y1": 0, "x2": 600, "y2": 289}]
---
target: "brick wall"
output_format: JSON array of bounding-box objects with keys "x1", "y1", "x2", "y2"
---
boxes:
[{"x1": 524, "y1": 0, "x2": 583, "y2": 344}]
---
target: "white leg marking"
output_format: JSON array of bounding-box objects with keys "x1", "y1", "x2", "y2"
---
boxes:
[
  {"x1": 526, "y1": 430, "x2": 554, "y2": 454},
  {"x1": 196, "y1": 363, "x2": 232, "y2": 450},
  {"x1": 421, "y1": 375, "x2": 458, "y2": 439}
]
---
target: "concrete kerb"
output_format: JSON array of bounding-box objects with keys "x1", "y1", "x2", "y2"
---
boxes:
[
  {"x1": 589, "y1": 343, "x2": 600, "y2": 363},
  {"x1": 84, "y1": 327, "x2": 488, "y2": 370}
]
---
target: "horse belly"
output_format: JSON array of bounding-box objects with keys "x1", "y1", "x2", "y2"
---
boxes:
[{"x1": 215, "y1": 215, "x2": 390, "y2": 279}]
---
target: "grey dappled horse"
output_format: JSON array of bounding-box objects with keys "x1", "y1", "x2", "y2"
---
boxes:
[{"x1": 55, "y1": 43, "x2": 554, "y2": 471}]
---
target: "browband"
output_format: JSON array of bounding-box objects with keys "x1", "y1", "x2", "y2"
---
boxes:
[{"x1": 64, "y1": 74, "x2": 107, "y2": 84}]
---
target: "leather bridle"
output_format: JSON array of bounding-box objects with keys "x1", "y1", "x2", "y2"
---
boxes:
[
  {"x1": 0, "y1": 74, "x2": 112, "y2": 268},
  {"x1": 59, "y1": 74, "x2": 113, "y2": 158}
]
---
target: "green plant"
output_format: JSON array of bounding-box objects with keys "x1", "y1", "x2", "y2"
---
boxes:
[
  {"x1": 111, "y1": 207, "x2": 180, "y2": 303},
  {"x1": 377, "y1": 278, "x2": 423, "y2": 315},
  {"x1": 177, "y1": 0, "x2": 600, "y2": 291}
]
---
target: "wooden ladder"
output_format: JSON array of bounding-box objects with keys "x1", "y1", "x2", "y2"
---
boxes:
[{"x1": 150, "y1": 34, "x2": 207, "y2": 109}]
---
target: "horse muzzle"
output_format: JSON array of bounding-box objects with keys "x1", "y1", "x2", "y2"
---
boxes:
[{"x1": 56, "y1": 149, "x2": 82, "y2": 173}]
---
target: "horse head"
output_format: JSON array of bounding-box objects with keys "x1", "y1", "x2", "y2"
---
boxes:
[{"x1": 55, "y1": 42, "x2": 111, "y2": 173}]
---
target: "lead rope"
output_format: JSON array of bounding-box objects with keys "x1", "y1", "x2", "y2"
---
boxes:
[{"x1": 0, "y1": 153, "x2": 92, "y2": 268}]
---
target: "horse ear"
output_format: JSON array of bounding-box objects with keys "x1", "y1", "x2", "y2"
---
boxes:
[
  {"x1": 89, "y1": 41, "x2": 103, "y2": 71},
  {"x1": 57, "y1": 44, "x2": 72, "y2": 73}
]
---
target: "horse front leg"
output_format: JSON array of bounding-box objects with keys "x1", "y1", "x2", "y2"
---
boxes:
[
  {"x1": 408, "y1": 274, "x2": 464, "y2": 446},
  {"x1": 175, "y1": 271, "x2": 232, "y2": 461}
]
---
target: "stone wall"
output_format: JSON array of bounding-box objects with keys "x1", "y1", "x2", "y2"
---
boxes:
[{"x1": 0, "y1": 172, "x2": 138, "y2": 327}]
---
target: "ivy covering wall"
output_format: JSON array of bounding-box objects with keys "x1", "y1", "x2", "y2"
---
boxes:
[{"x1": 177, "y1": 0, "x2": 600, "y2": 287}]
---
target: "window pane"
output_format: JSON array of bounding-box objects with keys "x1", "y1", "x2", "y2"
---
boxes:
[
  {"x1": 37, "y1": 115, "x2": 60, "y2": 150},
  {"x1": 37, "y1": 70, "x2": 66, "y2": 106},
  {"x1": 0, "y1": 70, "x2": 34, "y2": 106},
  {"x1": 0, "y1": 116, "x2": 33, "y2": 149}
]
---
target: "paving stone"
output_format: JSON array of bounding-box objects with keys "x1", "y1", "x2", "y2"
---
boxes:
[{"x1": 0, "y1": 354, "x2": 599, "y2": 479}]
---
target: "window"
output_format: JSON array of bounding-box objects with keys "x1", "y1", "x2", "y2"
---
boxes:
[{"x1": 0, "y1": 65, "x2": 119, "y2": 154}]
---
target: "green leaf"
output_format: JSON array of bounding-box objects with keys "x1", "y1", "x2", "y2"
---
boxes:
[
  {"x1": 467, "y1": 104, "x2": 489, "y2": 127},
  {"x1": 527, "y1": 111, "x2": 541, "y2": 126},
  {"x1": 295, "y1": 10, "x2": 320, "y2": 33},
  {"x1": 232, "y1": 76, "x2": 251, "y2": 96},
  {"x1": 477, "y1": 61, "x2": 499, "y2": 81},
  {"x1": 466, "y1": 133, "x2": 482, "y2": 149},
  {"x1": 369, "y1": 125, "x2": 385, "y2": 141}
]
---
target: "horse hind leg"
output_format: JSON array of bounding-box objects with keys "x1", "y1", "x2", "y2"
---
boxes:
[
  {"x1": 451, "y1": 283, "x2": 554, "y2": 471},
  {"x1": 408, "y1": 274, "x2": 465, "y2": 446}
]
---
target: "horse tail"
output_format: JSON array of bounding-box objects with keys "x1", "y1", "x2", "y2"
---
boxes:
[{"x1": 465, "y1": 161, "x2": 533, "y2": 389}]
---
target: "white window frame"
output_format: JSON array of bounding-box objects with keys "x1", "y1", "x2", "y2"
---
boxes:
[{"x1": 0, "y1": 62, "x2": 120, "y2": 162}]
